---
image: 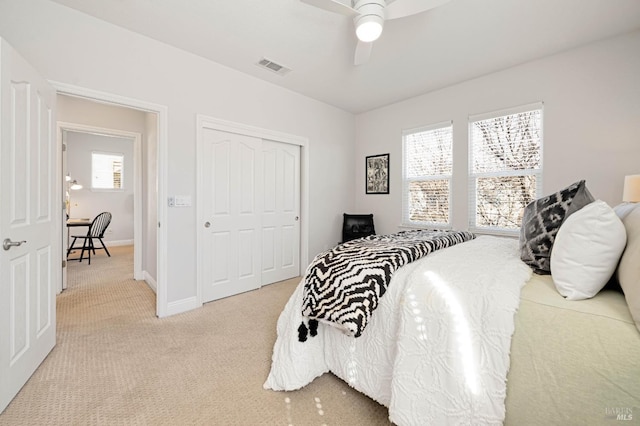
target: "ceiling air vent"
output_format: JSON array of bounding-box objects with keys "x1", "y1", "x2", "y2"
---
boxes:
[{"x1": 256, "y1": 58, "x2": 291, "y2": 76}]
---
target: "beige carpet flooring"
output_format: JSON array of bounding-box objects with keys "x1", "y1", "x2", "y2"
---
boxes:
[{"x1": 0, "y1": 246, "x2": 391, "y2": 425}]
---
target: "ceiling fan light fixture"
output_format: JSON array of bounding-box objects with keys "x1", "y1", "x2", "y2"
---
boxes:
[
  {"x1": 356, "y1": 16, "x2": 383, "y2": 42},
  {"x1": 354, "y1": 0, "x2": 385, "y2": 42}
]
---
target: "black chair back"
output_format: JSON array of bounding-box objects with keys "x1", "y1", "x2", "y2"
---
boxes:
[
  {"x1": 342, "y1": 213, "x2": 375, "y2": 243},
  {"x1": 89, "y1": 212, "x2": 112, "y2": 238}
]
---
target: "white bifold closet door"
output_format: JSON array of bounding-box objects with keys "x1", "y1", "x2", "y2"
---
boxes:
[
  {"x1": 261, "y1": 140, "x2": 300, "y2": 285},
  {"x1": 200, "y1": 129, "x2": 300, "y2": 304}
]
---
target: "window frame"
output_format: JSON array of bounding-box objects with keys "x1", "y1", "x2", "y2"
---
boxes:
[
  {"x1": 401, "y1": 120, "x2": 453, "y2": 229},
  {"x1": 91, "y1": 150, "x2": 125, "y2": 191},
  {"x1": 468, "y1": 102, "x2": 544, "y2": 235}
]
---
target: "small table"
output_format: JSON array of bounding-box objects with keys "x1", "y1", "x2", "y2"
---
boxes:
[
  {"x1": 66, "y1": 218, "x2": 91, "y2": 258},
  {"x1": 67, "y1": 218, "x2": 91, "y2": 228}
]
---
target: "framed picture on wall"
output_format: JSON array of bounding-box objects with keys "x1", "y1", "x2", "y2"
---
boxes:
[{"x1": 366, "y1": 153, "x2": 389, "y2": 194}]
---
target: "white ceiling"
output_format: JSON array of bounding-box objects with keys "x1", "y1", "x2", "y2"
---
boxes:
[{"x1": 52, "y1": 0, "x2": 640, "y2": 113}]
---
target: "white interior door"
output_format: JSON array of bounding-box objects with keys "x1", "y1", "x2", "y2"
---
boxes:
[
  {"x1": 0, "y1": 39, "x2": 57, "y2": 413},
  {"x1": 201, "y1": 128, "x2": 263, "y2": 303},
  {"x1": 261, "y1": 140, "x2": 300, "y2": 285}
]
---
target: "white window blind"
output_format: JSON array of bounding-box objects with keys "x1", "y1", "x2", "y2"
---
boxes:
[
  {"x1": 468, "y1": 103, "x2": 543, "y2": 233},
  {"x1": 92, "y1": 151, "x2": 124, "y2": 189},
  {"x1": 402, "y1": 122, "x2": 453, "y2": 227}
]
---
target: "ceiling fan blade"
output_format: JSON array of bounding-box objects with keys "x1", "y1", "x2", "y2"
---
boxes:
[
  {"x1": 385, "y1": 0, "x2": 451, "y2": 20},
  {"x1": 354, "y1": 40, "x2": 373, "y2": 65},
  {"x1": 300, "y1": 0, "x2": 358, "y2": 17}
]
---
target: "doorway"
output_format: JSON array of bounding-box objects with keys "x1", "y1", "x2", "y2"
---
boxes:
[
  {"x1": 53, "y1": 86, "x2": 168, "y2": 317},
  {"x1": 61, "y1": 123, "x2": 142, "y2": 288}
]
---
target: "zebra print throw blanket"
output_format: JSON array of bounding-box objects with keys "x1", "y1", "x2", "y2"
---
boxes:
[{"x1": 299, "y1": 229, "x2": 475, "y2": 340}]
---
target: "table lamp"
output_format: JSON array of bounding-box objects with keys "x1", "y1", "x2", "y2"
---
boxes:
[{"x1": 67, "y1": 178, "x2": 83, "y2": 216}]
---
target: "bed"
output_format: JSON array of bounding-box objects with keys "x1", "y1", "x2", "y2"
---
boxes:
[
  {"x1": 264, "y1": 198, "x2": 640, "y2": 425},
  {"x1": 505, "y1": 273, "x2": 640, "y2": 424}
]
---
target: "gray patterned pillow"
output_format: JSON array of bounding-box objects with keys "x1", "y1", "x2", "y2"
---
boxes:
[{"x1": 519, "y1": 180, "x2": 594, "y2": 274}]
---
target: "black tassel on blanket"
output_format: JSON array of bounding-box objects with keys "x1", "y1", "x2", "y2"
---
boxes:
[{"x1": 297, "y1": 319, "x2": 319, "y2": 342}]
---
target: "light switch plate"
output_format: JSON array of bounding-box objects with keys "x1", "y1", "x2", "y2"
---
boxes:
[
  {"x1": 169, "y1": 195, "x2": 192, "y2": 207},
  {"x1": 175, "y1": 195, "x2": 191, "y2": 207}
]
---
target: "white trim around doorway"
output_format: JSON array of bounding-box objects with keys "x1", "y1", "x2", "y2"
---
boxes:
[{"x1": 51, "y1": 81, "x2": 169, "y2": 318}]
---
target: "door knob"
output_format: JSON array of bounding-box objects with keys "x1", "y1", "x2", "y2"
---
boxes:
[
  {"x1": 204, "y1": 222, "x2": 211, "y2": 228},
  {"x1": 295, "y1": 216, "x2": 299, "y2": 221},
  {"x1": 3, "y1": 238, "x2": 27, "y2": 251}
]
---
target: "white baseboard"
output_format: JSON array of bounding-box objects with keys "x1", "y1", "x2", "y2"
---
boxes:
[
  {"x1": 105, "y1": 239, "x2": 134, "y2": 247},
  {"x1": 165, "y1": 296, "x2": 199, "y2": 317},
  {"x1": 142, "y1": 270, "x2": 157, "y2": 293}
]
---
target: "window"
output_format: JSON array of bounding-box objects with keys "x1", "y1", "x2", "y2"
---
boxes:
[
  {"x1": 92, "y1": 151, "x2": 124, "y2": 189},
  {"x1": 402, "y1": 122, "x2": 453, "y2": 227},
  {"x1": 469, "y1": 103, "x2": 543, "y2": 233}
]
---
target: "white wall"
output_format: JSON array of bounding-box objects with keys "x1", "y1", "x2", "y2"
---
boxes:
[
  {"x1": 0, "y1": 0, "x2": 355, "y2": 308},
  {"x1": 58, "y1": 94, "x2": 148, "y2": 134},
  {"x1": 66, "y1": 131, "x2": 134, "y2": 243},
  {"x1": 355, "y1": 31, "x2": 640, "y2": 235}
]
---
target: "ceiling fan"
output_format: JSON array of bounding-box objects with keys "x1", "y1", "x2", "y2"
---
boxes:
[{"x1": 301, "y1": 0, "x2": 451, "y2": 65}]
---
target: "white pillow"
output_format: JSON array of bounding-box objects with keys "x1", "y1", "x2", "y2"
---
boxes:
[{"x1": 550, "y1": 200, "x2": 627, "y2": 300}]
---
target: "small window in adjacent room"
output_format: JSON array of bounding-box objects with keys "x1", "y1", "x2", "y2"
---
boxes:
[
  {"x1": 92, "y1": 151, "x2": 124, "y2": 190},
  {"x1": 469, "y1": 103, "x2": 543, "y2": 234},
  {"x1": 402, "y1": 121, "x2": 453, "y2": 227}
]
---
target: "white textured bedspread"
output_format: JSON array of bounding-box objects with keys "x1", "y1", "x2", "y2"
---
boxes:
[{"x1": 264, "y1": 236, "x2": 532, "y2": 425}]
